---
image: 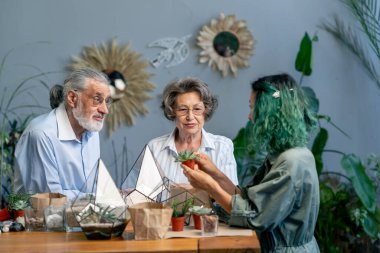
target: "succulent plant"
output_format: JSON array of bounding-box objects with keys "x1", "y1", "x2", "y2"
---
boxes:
[
  {"x1": 175, "y1": 149, "x2": 199, "y2": 170},
  {"x1": 7, "y1": 192, "x2": 30, "y2": 211}
]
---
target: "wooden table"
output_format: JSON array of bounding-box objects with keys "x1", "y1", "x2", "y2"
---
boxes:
[{"x1": 0, "y1": 230, "x2": 260, "y2": 253}]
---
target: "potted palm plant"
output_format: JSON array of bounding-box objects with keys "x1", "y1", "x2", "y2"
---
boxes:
[{"x1": 170, "y1": 197, "x2": 193, "y2": 231}]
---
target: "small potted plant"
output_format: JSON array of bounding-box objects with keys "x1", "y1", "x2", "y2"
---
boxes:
[
  {"x1": 188, "y1": 206, "x2": 213, "y2": 230},
  {"x1": 170, "y1": 197, "x2": 193, "y2": 231},
  {"x1": 175, "y1": 149, "x2": 200, "y2": 170},
  {"x1": 7, "y1": 192, "x2": 30, "y2": 219}
]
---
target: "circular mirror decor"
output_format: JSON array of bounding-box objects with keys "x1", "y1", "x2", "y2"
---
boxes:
[
  {"x1": 197, "y1": 13, "x2": 255, "y2": 77},
  {"x1": 213, "y1": 31, "x2": 240, "y2": 57}
]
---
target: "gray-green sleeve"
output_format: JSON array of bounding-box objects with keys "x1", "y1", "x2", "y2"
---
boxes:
[{"x1": 229, "y1": 160, "x2": 296, "y2": 232}]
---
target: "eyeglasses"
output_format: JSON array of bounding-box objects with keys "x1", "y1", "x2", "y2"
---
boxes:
[
  {"x1": 73, "y1": 90, "x2": 113, "y2": 108},
  {"x1": 175, "y1": 106, "x2": 205, "y2": 116},
  {"x1": 92, "y1": 94, "x2": 113, "y2": 108}
]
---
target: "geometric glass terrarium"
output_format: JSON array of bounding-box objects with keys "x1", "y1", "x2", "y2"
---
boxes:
[
  {"x1": 120, "y1": 145, "x2": 171, "y2": 206},
  {"x1": 71, "y1": 159, "x2": 130, "y2": 240}
]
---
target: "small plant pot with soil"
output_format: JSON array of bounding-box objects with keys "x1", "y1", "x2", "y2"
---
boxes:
[
  {"x1": 170, "y1": 197, "x2": 193, "y2": 232},
  {"x1": 171, "y1": 216, "x2": 185, "y2": 231}
]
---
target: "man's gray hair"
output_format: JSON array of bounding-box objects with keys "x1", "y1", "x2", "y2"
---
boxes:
[{"x1": 62, "y1": 68, "x2": 110, "y2": 104}]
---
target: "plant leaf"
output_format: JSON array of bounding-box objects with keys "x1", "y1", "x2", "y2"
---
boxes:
[
  {"x1": 295, "y1": 32, "x2": 313, "y2": 76},
  {"x1": 340, "y1": 153, "x2": 376, "y2": 213},
  {"x1": 362, "y1": 208, "x2": 380, "y2": 238},
  {"x1": 301, "y1": 86, "x2": 319, "y2": 114},
  {"x1": 311, "y1": 128, "x2": 328, "y2": 175}
]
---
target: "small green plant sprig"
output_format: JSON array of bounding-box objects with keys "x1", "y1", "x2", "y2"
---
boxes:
[
  {"x1": 171, "y1": 197, "x2": 194, "y2": 218},
  {"x1": 175, "y1": 149, "x2": 199, "y2": 162}
]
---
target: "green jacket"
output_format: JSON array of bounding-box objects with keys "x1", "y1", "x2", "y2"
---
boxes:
[{"x1": 229, "y1": 147, "x2": 320, "y2": 253}]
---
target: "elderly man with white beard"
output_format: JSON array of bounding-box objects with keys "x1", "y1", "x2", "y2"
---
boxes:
[{"x1": 14, "y1": 68, "x2": 111, "y2": 200}]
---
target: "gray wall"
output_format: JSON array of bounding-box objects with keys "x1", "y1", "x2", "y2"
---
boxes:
[{"x1": 1, "y1": 0, "x2": 379, "y2": 186}]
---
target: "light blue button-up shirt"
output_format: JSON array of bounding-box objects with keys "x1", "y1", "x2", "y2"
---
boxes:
[
  {"x1": 14, "y1": 103, "x2": 100, "y2": 201},
  {"x1": 147, "y1": 128, "x2": 238, "y2": 185}
]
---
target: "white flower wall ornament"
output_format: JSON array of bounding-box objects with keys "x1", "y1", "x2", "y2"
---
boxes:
[{"x1": 148, "y1": 34, "x2": 191, "y2": 68}]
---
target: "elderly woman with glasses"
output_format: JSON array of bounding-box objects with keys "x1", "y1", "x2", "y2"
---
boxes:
[
  {"x1": 148, "y1": 77, "x2": 238, "y2": 187},
  {"x1": 183, "y1": 73, "x2": 320, "y2": 252}
]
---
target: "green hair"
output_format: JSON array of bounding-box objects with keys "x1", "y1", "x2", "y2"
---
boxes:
[{"x1": 250, "y1": 74, "x2": 317, "y2": 155}]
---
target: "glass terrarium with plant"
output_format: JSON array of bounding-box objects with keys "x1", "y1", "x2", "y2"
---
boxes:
[{"x1": 72, "y1": 160, "x2": 130, "y2": 240}]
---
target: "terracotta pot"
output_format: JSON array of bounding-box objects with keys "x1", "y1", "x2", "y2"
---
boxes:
[
  {"x1": 0, "y1": 207, "x2": 11, "y2": 221},
  {"x1": 13, "y1": 209, "x2": 25, "y2": 218},
  {"x1": 182, "y1": 160, "x2": 196, "y2": 170},
  {"x1": 192, "y1": 214, "x2": 201, "y2": 230},
  {"x1": 171, "y1": 216, "x2": 185, "y2": 231}
]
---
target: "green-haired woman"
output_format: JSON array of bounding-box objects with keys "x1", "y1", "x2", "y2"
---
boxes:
[{"x1": 183, "y1": 73, "x2": 320, "y2": 252}]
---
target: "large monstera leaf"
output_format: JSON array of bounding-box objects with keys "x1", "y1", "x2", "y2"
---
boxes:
[{"x1": 340, "y1": 153, "x2": 377, "y2": 213}]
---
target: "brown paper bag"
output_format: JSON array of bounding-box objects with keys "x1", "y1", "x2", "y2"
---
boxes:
[
  {"x1": 31, "y1": 193, "x2": 67, "y2": 215},
  {"x1": 27, "y1": 193, "x2": 68, "y2": 230},
  {"x1": 128, "y1": 202, "x2": 173, "y2": 240},
  {"x1": 169, "y1": 183, "x2": 212, "y2": 208}
]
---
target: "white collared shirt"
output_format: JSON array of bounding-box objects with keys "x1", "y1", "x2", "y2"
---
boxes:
[{"x1": 147, "y1": 128, "x2": 238, "y2": 184}]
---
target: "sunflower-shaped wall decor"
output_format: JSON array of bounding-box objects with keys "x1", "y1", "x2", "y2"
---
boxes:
[
  {"x1": 67, "y1": 38, "x2": 155, "y2": 136},
  {"x1": 197, "y1": 13, "x2": 255, "y2": 77}
]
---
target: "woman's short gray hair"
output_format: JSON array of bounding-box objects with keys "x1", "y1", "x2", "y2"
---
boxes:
[
  {"x1": 62, "y1": 68, "x2": 110, "y2": 105},
  {"x1": 161, "y1": 77, "x2": 218, "y2": 121}
]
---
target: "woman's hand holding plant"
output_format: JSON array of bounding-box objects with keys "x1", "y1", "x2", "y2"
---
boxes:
[
  {"x1": 195, "y1": 153, "x2": 219, "y2": 175},
  {"x1": 182, "y1": 163, "x2": 213, "y2": 192}
]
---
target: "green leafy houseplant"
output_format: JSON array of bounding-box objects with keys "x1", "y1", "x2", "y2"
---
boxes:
[
  {"x1": 295, "y1": 32, "x2": 380, "y2": 252},
  {"x1": 0, "y1": 44, "x2": 51, "y2": 208}
]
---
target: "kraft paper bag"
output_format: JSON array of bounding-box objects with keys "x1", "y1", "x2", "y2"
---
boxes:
[
  {"x1": 169, "y1": 183, "x2": 212, "y2": 208},
  {"x1": 128, "y1": 202, "x2": 173, "y2": 240},
  {"x1": 31, "y1": 193, "x2": 67, "y2": 216}
]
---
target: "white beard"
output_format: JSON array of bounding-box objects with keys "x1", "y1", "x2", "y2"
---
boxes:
[{"x1": 72, "y1": 101, "x2": 104, "y2": 132}]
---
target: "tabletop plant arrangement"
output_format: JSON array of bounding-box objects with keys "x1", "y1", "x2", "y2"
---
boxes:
[
  {"x1": 175, "y1": 149, "x2": 200, "y2": 170},
  {"x1": 170, "y1": 197, "x2": 193, "y2": 231}
]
